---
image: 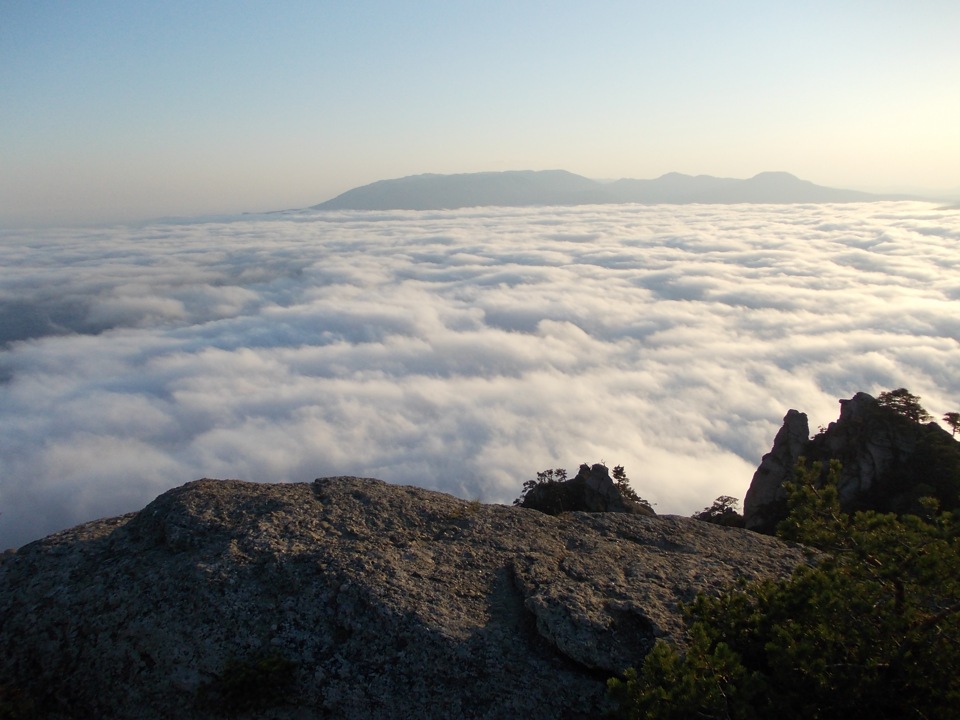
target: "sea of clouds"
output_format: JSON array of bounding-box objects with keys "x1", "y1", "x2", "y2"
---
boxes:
[{"x1": 1, "y1": 201, "x2": 958, "y2": 549}]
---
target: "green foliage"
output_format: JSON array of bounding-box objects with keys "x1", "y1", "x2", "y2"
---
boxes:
[
  {"x1": 944, "y1": 411, "x2": 960, "y2": 437},
  {"x1": 692, "y1": 495, "x2": 745, "y2": 527},
  {"x1": 877, "y1": 387, "x2": 932, "y2": 423},
  {"x1": 800, "y1": 392, "x2": 960, "y2": 519},
  {"x1": 514, "y1": 464, "x2": 653, "y2": 514},
  {"x1": 882, "y1": 422, "x2": 960, "y2": 516},
  {"x1": 197, "y1": 651, "x2": 297, "y2": 715},
  {"x1": 613, "y1": 465, "x2": 655, "y2": 513},
  {"x1": 776, "y1": 459, "x2": 847, "y2": 548},
  {"x1": 612, "y1": 465, "x2": 637, "y2": 500},
  {"x1": 608, "y1": 624, "x2": 762, "y2": 720},
  {"x1": 514, "y1": 467, "x2": 567, "y2": 504},
  {"x1": 609, "y1": 460, "x2": 960, "y2": 719},
  {"x1": 513, "y1": 467, "x2": 569, "y2": 513}
]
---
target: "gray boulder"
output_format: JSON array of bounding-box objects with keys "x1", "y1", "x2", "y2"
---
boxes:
[{"x1": 1, "y1": 477, "x2": 807, "y2": 719}]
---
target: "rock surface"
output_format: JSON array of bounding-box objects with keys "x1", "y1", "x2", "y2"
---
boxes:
[
  {"x1": 518, "y1": 463, "x2": 655, "y2": 515},
  {"x1": 0, "y1": 477, "x2": 806, "y2": 719},
  {"x1": 743, "y1": 409, "x2": 811, "y2": 533},
  {"x1": 744, "y1": 392, "x2": 960, "y2": 533}
]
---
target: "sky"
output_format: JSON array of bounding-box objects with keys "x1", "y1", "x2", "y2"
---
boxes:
[
  {"x1": 2, "y1": 1, "x2": 959, "y2": 227},
  {"x1": 1, "y1": 201, "x2": 958, "y2": 549}
]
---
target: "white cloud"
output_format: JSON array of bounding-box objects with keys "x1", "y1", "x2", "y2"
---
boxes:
[{"x1": 1, "y1": 202, "x2": 958, "y2": 548}]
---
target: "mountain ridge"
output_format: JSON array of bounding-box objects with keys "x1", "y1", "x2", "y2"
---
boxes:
[{"x1": 312, "y1": 169, "x2": 921, "y2": 211}]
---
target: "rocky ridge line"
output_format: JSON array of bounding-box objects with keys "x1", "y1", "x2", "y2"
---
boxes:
[{"x1": 744, "y1": 392, "x2": 960, "y2": 533}]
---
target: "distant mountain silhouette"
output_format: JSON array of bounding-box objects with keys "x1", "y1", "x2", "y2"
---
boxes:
[{"x1": 312, "y1": 170, "x2": 919, "y2": 211}]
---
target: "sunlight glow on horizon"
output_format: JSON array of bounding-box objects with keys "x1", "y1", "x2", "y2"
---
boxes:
[{"x1": 2, "y1": 1, "x2": 959, "y2": 227}]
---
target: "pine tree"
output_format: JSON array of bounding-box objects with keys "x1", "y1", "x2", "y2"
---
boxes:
[
  {"x1": 877, "y1": 387, "x2": 932, "y2": 423},
  {"x1": 609, "y1": 460, "x2": 960, "y2": 719},
  {"x1": 944, "y1": 412, "x2": 960, "y2": 437}
]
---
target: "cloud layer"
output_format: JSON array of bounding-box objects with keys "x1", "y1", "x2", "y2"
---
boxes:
[{"x1": 1, "y1": 202, "x2": 958, "y2": 548}]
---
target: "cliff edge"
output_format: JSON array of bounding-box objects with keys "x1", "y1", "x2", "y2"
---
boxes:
[{"x1": 744, "y1": 392, "x2": 960, "y2": 533}]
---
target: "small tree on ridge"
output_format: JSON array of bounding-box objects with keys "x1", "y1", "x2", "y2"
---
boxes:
[
  {"x1": 944, "y1": 412, "x2": 960, "y2": 437},
  {"x1": 877, "y1": 387, "x2": 931, "y2": 423}
]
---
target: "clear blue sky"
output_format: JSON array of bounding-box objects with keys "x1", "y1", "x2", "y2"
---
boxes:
[{"x1": 2, "y1": 1, "x2": 958, "y2": 226}]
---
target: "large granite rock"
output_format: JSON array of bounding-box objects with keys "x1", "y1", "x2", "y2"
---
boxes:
[
  {"x1": 0, "y1": 477, "x2": 806, "y2": 719},
  {"x1": 744, "y1": 392, "x2": 960, "y2": 533},
  {"x1": 743, "y1": 409, "x2": 810, "y2": 533}
]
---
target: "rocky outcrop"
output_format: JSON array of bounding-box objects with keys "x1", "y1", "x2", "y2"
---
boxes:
[
  {"x1": 0, "y1": 477, "x2": 806, "y2": 719},
  {"x1": 519, "y1": 463, "x2": 655, "y2": 515},
  {"x1": 743, "y1": 409, "x2": 810, "y2": 533},
  {"x1": 744, "y1": 393, "x2": 960, "y2": 533}
]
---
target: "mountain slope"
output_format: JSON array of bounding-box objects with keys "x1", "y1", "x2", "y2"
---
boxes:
[
  {"x1": 315, "y1": 169, "x2": 605, "y2": 211},
  {"x1": 0, "y1": 476, "x2": 806, "y2": 718},
  {"x1": 313, "y1": 170, "x2": 915, "y2": 211}
]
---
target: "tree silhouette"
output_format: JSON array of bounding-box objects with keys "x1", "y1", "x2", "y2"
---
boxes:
[
  {"x1": 692, "y1": 496, "x2": 744, "y2": 527},
  {"x1": 877, "y1": 387, "x2": 931, "y2": 423},
  {"x1": 944, "y1": 412, "x2": 960, "y2": 437}
]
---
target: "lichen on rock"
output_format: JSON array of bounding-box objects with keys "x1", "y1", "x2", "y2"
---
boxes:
[{"x1": 0, "y1": 476, "x2": 806, "y2": 719}]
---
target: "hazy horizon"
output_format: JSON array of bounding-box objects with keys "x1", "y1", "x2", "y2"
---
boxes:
[
  {"x1": 4, "y1": 166, "x2": 957, "y2": 231},
  {"x1": 3, "y1": 2, "x2": 959, "y2": 227}
]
